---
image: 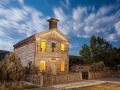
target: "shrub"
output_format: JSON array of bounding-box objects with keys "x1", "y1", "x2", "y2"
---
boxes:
[
  {"x1": 25, "y1": 65, "x2": 39, "y2": 75},
  {"x1": 0, "y1": 52, "x2": 25, "y2": 82},
  {"x1": 90, "y1": 61, "x2": 108, "y2": 72}
]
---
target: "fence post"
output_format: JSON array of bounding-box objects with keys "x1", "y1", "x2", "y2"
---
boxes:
[
  {"x1": 88, "y1": 71, "x2": 90, "y2": 80},
  {"x1": 40, "y1": 75, "x2": 43, "y2": 87},
  {"x1": 79, "y1": 72, "x2": 82, "y2": 80},
  {"x1": 52, "y1": 76, "x2": 53, "y2": 85}
]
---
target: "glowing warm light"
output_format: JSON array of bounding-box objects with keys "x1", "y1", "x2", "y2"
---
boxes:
[
  {"x1": 41, "y1": 42, "x2": 46, "y2": 52},
  {"x1": 61, "y1": 61, "x2": 65, "y2": 71},
  {"x1": 40, "y1": 61, "x2": 45, "y2": 72},
  {"x1": 61, "y1": 44, "x2": 65, "y2": 52}
]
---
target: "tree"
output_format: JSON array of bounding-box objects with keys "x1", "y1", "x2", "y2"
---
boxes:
[
  {"x1": 0, "y1": 52, "x2": 25, "y2": 82},
  {"x1": 80, "y1": 35, "x2": 120, "y2": 67},
  {"x1": 80, "y1": 44, "x2": 92, "y2": 64}
]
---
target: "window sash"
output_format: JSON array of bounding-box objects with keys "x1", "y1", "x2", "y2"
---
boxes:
[
  {"x1": 61, "y1": 44, "x2": 65, "y2": 51},
  {"x1": 40, "y1": 61, "x2": 45, "y2": 72},
  {"x1": 52, "y1": 43, "x2": 56, "y2": 48},
  {"x1": 61, "y1": 61, "x2": 65, "y2": 71},
  {"x1": 40, "y1": 42, "x2": 46, "y2": 52}
]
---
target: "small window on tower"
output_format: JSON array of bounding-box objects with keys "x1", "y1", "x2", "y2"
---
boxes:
[
  {"x1": 51, "y1": 43, "x2": 56, "y2": 52},
  {"x1": 40, "y1": 42, "x2": 46, "y2": 52},
  {"x1": 61, "y1": 44, "x2": 65, "y2": 53}
]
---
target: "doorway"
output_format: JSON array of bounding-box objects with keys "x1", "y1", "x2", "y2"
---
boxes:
[
  {"x1": 82, "y1": 71, "x2": 88, "y2": 79},
  {"x1": 50, "y1": 60, "x2": 57, "y2": 75}
]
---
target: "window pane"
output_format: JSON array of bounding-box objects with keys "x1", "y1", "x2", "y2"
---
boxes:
[
  {"x1": 40, "y1": 42, "x2": 46, "y2": 52},
  {"x1": 61, "y1": 61, "x2": 65, "y2": 71},
  {"x1": 40, "y1": 61, "x2": 45, "y2": 72},
  {"x1": 52, "y1": 43, "x2": 56, "y2": 48},
  {"x1": 61, "y1": 44, "x2": 65, "y2": 52}
]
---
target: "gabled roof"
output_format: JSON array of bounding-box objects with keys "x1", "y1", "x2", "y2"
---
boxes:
[
  {"x1": 13, "y1": 35, "x2": 35, "y2": 48},
  {"x1": 35, "y1": 28, "x2": 70, "y2": 42},
  {"x1": 13, "y1": 28, "x2": 70, "y2": 48}
]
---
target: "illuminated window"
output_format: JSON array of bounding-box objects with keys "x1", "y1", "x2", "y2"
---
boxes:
[
  {"x1": 51, "y1": 43, "x2": 56, "y2": 52},
  {"x1": 40, "y1": 61, "x2": 45, "y2": 72},
  {"x1": 60, "y1": 61, "x2": 65, "y2": 71},
  {"x1": 40, "y1": 42, "x2": 46, "y2": 52},
  {"x1": 61, "y1": 44, "x2": 65, "y2": 53}
]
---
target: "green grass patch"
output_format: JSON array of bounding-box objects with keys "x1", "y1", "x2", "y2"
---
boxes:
[{"x1": 21, "y1": 84, "x2": 39, "y2": 89}]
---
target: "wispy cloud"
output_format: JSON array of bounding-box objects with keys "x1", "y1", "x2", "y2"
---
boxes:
[
  {"x1": 18, "y1": 0, "x2": 24, "y2": 4},
  {"x1": 0, "y1": 5, "x2": 48, "y2": 51},
  {"x1": 0, "y1": 0, "x2": 10, "y2": 5},
  {"x1": 60, "y1": 0, "x2": 70, "y2": 9},
  {"x1": 53, "y1": 2, "x2": 120, "y2": 42},
  {"x1": 72, "y1": 6, "x2": 87, "y2": 21},
  {"x1": 0, "y1": 38, "x2": 16, "y2": 51},
  {"x1": 0, "y1": 5, "x2": 48, "y2": 37},
  {"x1": 69, "y1": 43, "x2": 79, "y2": 48},
  {"x1": 0, "y1": 0, "x2": 24, "y2": 5},
  {"x1": 0, "y1": 0, "x2": 120, "y2": 52}
]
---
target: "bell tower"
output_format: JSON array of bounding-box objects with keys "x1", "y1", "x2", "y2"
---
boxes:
[{"x1": 47, "y1": 18, "x2": 59, "y2": 29}]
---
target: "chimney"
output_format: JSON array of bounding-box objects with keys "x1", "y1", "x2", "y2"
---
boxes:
[{"x1": 47, "y1": 18, "x2": 59, "y2": 29}]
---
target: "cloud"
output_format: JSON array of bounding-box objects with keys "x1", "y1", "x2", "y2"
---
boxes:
[
  {"x1": 60, "y1": 0, "x2": 70, "y2": 9},
  {"x1": 0, "y1": 38, "x2": 15, "y2": 51},
  {"x1": 0, "y1": 5, "x2": 49, "y2": 51},
  {"x1": 53, "y1": 7, "x2": 67, "y2": 22},
  {"x1": 18, "y1": 0, "x2": 24, "y2": 4},
  {"x1": 0, "y1": 0, "x2": 10, "y2": 5},
  {"x1": 72, "y1": 6, "x2": 87, "y2": 21},
  {"x1": 0, "y1": 0, "x2": 24, "y2": 5},
  {"x1": 69, "y1": 43, "x2": 79, "y2": 48},
  {"x1": 105, "y1": 21, "x2": 120, "y2": 42},
  {"x1": 66, "y1": 0, "x2": 70, "y2": 6},
  {"x1": 115, "y1": 21, "x2": 120, "y2": 35},
  {"x1": 0, "y1": 0, "x2": 120, "y2": 52},
  {"x1": 52, "y1": 3, "x2": 120, "y2": 42},
  {"x1": 72, "y1": 5, "x2": 120, "y2": 42},
  {"x1": 53, "y1": 7, "x2": 73, "y2": 35},
  {"x1": 0, "y1": 5, "x2": 48, "y2": 37}
]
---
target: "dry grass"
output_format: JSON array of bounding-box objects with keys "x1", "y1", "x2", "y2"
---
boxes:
[
  {"x1": 0, "y1": 84, "x2": 39, "y2": 90},
  {"x1": 62, "y1": 83, "x2": 120, "y2": 90}
]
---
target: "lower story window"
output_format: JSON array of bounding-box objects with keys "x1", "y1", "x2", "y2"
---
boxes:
[
  {"x1": 40, "y1": 61, "x2": 45, "y2": 72},
  {"x1": 60, "y1": 61, "x2": 65, "y2": 71}
]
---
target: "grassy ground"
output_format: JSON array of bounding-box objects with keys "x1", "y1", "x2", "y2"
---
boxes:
[
  {"x1": 0, "y1": 84, "x2": 39, "y2": 90},
  {"x1": 62, "y1": 83, "x2": 120, "y2": 90}
]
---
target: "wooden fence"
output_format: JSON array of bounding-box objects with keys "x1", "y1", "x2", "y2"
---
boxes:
[
  {"x1": 23, "y1": 71, "x2": 114, "y2": 87},
  {"x1": 23, "y1": 75, "x2": 40, "y2": 85},
  {"x1": 43, "y1": 73, "x2": 82, "y2": 86},
  {"x1": 88, "y1": 71, "x2": 111, "y2": 80},
  {"x1": 111, "y1": 70, "x2": 120, "y2": 78}
]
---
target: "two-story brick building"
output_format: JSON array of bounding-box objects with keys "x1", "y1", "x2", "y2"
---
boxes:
[{"x1": 13, "y1": 18, "x2": 70, "y2": 75}]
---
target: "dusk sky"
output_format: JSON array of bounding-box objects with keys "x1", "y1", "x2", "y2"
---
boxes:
[{"x1": 0, "y1": 0, "x2": 120, "y2": 56}]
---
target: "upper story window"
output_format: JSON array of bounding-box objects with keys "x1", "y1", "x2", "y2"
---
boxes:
[
  {"x1": 51, "y1": 43, "x2": 56, "y2": 52},
  {"x1": 40, "y1": 41, "x2": 46, "y2": 52},
  {"x1": 61, "y1": 44, "x2": 65, "y2": 53}
]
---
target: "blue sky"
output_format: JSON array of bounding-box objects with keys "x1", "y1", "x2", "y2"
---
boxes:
[{"x1": 0, "y1": 0, "x2": 120, "y2": 56}]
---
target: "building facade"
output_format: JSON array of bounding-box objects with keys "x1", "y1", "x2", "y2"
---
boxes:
[
  {"x1": 71, "y1": 64, "x2": 90, "y2": 72},
  {"x1": 13, "y1": 18, "x2": 70, "y2": 75}
]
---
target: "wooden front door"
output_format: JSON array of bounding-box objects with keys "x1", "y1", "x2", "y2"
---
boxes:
[{"x1": 50, "y1": 60, "x2": 57, "y2": 75}]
